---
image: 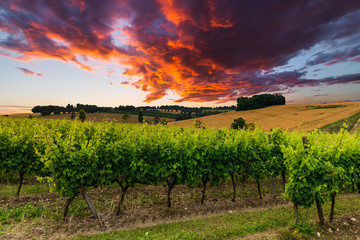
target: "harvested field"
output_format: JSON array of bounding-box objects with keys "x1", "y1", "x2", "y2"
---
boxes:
[{"x1": 169, "y1": 101, "x2": 360, "y2": 131}]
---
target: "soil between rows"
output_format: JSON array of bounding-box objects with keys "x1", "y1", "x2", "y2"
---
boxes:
[
  {"x1": 2, "y1": 178, "x2": 360, "y2": 239},
  {"x1": 1, "y1": 178, "x2": 287, "y2": 239}
]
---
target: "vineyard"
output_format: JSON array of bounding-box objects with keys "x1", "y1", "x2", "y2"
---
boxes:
[{"x1": 1, "y1": 117, "x2": 360, "y2": 238}]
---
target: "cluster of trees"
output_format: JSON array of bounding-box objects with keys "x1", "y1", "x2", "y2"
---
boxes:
[
  {"x1": 32, "y1": 105, "x2": 67, "y2": 116},
  {"x1": 115, "y1": 105, "x2": 137, "y2": 112},
  {"x1": 104, "y1": 104, "x2": 236, "y2": 113},
  {"x1": 159, "y1": 105, "x2": 236, "y2": 112},
  {"x1": 236, "y1": 94, "x2": 285, "y2": 111},
  {"x1": 31, "y1": 103, "x2": 236, "y2": 119},
  {"x1": 32, "y1": 104, "x2": 120, "y2": 116},
  {"x1": 32, "y1": 104, "x2": 97, "y2": 116}
]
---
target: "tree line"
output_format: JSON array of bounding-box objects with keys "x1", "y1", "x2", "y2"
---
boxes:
[{"x1": 31, "y1": 103, "x2": 236, "y2": 119}]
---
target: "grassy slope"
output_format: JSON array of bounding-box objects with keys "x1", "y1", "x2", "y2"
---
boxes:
[
  {"x1": 169, "y1": 101, "x2": 360, "y2": 131},
  {"x1": 319, "y1": 111, "x2": 360, "y2": 133}
]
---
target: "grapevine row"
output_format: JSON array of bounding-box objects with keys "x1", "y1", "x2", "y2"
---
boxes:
[{"x1": 0, "y1": 117, "x2": 359, "y2": 225}]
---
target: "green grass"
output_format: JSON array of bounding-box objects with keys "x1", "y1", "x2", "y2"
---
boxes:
[
  {"x1": 307, "y1": 105, "x2": 347, "y2": 109},
  {"x1": 76, "y1": 195, "x2": 360, "y2": 240},
  {"x1": 0, "y1": 204, "x2": 48, "y2": 224},
  {"x1": 319, "y1": 111, "x2": 360, "y2": 133},
  {"x1": 0, "y1": 171, "x2": 21, "y2": 184},
  {"x1": 70, "y1": 199, "x2": 91, "y2": 217},
  {"x1": 0, "y1": 183, "x2": 50, "y2": 197}
]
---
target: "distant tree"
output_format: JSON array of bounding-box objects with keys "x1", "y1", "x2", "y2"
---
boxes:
[
  {"x1": 230, "y1": 118, "x2": 247, "y2": 130},
  {"x1": 116, "y1": 105, "x2": 136, "y2": 111},
  {"x1": 194, "y1": 119, "x2": 206, "y2": 129},
  {"x1": 28, "y1": 115, "x2": 33, "y2": 119},
  {"x1": 138, "y1": 110, "x2": 144, "y2": 123},
  {"x1": 40, "y1": 109, "x2": 52, "y2": 116},
  {"x1": 31, "y1": 105, "x2": 42, "y2": 113},
  {"x1": 154, "y1": 115, "x2": 160, "y2": 124},
  {"x1": 76, "y1": 103, "x2": 98, "y2": 113},
  {"x1": 53, "y1": 109, "x2": 61, "y2": 115},
  {"x1": 246, "y1": 122, "x2": 255, "y2": 131},
  {"x1": 161, "y1": 119, "x2": 168, "y2": 125},
  {"x1": 176, "y1": 112, "x2": 192, "y2": 121},
  {"x1": 230, "y1": 117, "x2": 255, "y2": 131},
  {"x1": 71, "y1": 111, "x2": 75, "y2": 119},
  {"x1": 66, "y1": 104, "x2": 74, "y2": 113},
  {"x1": 79, "y1": 109, "x2": 86, "y2": 122},
  {"x1": 122, "y1": 113, "x2": 130, "y2": 123}
]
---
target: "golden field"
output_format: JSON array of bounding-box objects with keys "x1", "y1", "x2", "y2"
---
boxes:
[{"x1": 169, "y1": 101, "x2": 360, "y2": 131}]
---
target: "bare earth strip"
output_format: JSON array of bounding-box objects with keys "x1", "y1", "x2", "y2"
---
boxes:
[
  {"x1": 350, "y1": 117, "x2": 360, "y2": 133},
  {"x1": 169, "y1": 101, "x2": 360, "y2": 131}
]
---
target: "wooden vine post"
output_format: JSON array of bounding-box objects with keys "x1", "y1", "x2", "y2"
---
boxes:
[
  {"x1": 81, "y1": 188, "x2": 100, "y2": 220},
  {"x1": 230, "y1": 173, "x2": 236, "y2": 202}
]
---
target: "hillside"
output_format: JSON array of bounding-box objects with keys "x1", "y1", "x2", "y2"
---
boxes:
[{"x1": 169, "y1": 101, "x2": 360, "y2": 131}]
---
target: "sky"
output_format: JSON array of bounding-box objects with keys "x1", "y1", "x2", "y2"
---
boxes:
[{"x1": 0, "y1": 0, "x2": 360, "y2": 115}]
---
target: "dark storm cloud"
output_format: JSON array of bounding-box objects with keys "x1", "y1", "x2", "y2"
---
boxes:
[
  {"x1": 1, "y1": 0, "x2": 360, "y2": 102},
  {"x1": 307, "y1": 45, "x2": 360, "y2": 66}
]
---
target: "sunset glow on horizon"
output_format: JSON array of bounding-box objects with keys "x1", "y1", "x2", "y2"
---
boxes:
[{"x1": 1, "y1": 0, "x2": 360, "y2": 114}]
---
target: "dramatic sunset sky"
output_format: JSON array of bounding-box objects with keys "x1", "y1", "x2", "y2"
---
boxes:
[{"x1": 1, "y1": 0, "x2": 360, "y2": 114}]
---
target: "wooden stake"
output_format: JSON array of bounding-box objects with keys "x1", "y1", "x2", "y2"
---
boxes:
[{"x1": 81, "y1": 188, "x2": 99, "y2": 220}]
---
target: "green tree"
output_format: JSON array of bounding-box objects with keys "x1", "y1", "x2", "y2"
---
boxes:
[
  {"x1": 231, "y1": 117, "x2": 246, "y2": 130},
  {"x1": 40, "y1": 109, "x2": 52, "y2": 116},
  {"x1": 161, "y1": 119, "x2": 168, "y2": 125},
  {"x1": 122, "y1": 113, "x2": 130, "y2": 123},
  {"x1": 138, "y1": 110, "x2": 144, "y2": 123},
  {"x1": 154, "y1": 115, "x2": 160, "y2": 124},
  {"x1": 79, "y1": 109, "x2": 86, "y2": 122},
  {"x1": 53, "y1": 109, "x2": 61, "y2": 115},
  {"x1": 66, "y1": 104, "x2": 74, "y2": 114},
  {"x1": 194, "y1": 119, "x2": 206, "y2": 129},
  {"x1": 71, "y1": 111, "x2": 75, "y2": 119}
]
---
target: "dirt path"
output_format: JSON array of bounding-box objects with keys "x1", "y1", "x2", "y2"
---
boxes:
[
  {"x1": 0, "y1": 180, "x2": 288, "y2": 239},
  {"x1": 350, "y1": 117, "x2": 360, "y2": 133},
  {"x1": 2, "y1": 181, "x2": 360, "y2": 240}
]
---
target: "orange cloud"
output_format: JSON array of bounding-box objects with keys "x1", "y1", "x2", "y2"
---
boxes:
[{"x1": 1, "y1": 0, "x2": 360, "y2": 103}]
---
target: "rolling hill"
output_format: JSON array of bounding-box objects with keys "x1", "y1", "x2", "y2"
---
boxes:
[{"x1": 169, "y1": 101, "x2": 360, "y2": 131}]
